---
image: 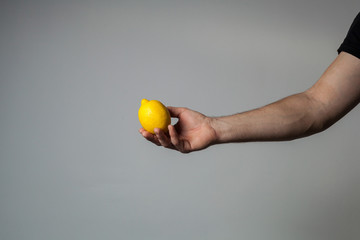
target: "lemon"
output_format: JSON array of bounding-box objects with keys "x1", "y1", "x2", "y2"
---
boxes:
[{"x1": 138, "y1": 99, "x2": 171, "y2": 134}]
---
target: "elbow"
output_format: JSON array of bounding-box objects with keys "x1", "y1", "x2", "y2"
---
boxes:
[
  {"x1": 305, "y1": 117, "x2": 328, "y2": 137},
  {"x1": 300, "y1": 91, "x2": 330, "y2": 137},
  {"x1": 302, "y1": 91, "x2": 341, "y2": 137}
]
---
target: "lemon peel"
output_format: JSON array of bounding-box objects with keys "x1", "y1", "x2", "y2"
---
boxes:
[{"x1": 138, "y1": 99, "x2": 171, "y2": 134}]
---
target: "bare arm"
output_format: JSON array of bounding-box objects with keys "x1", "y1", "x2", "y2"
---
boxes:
[
  {"x1": 213, "y1": 52, "x2": 360, "y2": 143},
  {"x1": 140, "y1": 52, "x2": 360, "y2": 152}
]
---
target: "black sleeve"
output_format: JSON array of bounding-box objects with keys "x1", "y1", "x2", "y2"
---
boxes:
[{"x1": 337, "y1": 12, "x2": 360, "y2": 59}]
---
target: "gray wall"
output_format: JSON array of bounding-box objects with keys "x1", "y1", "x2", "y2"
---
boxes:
[{"x1": 1, "y1": 1, "x2": 359, "y2": 239}]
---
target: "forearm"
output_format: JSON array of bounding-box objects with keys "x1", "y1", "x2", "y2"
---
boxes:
[
  {"x1": 211, "y1": 92, "x2": 325, "y2": 143},
  {"x1": 211, "y1": 53, "x2": 360, "y2": 144}
]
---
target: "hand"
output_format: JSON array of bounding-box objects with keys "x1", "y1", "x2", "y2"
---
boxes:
[{"x1": 139, "y1": 106, "x2": 217, "y2": 153}]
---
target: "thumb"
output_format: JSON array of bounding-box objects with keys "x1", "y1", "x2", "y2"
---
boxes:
[{"x1": 167, "y1": 106, "x2": 187, "y2": 118}]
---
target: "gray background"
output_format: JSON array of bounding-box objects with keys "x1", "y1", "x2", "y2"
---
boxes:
[{"x1": 1, "y1": 0, "x2": 360, "y2": 239}]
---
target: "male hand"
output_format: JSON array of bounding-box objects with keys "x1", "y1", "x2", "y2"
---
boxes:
[{"x1": 139, "y1": 106, "x2": 217, "y2": 153}]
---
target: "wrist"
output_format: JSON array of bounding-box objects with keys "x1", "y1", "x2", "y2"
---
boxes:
[
  {"x1": 209, "y1": 115, "x2": 245, "y2": 144},
  {"x1": 209, "y1": 116, "x2": 227, "y2": 144}
]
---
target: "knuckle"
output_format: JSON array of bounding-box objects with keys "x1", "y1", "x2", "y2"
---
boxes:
[
  {"x1": 180, "y1": 149, "x2": 190, "y2": 154},
  {"x1": 171, "y1": 140, "x2": 179, "y2": 147}
]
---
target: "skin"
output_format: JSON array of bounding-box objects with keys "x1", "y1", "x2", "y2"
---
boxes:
[{"x1": 139, "y1": 52, "x2": 360, "y2": 153}]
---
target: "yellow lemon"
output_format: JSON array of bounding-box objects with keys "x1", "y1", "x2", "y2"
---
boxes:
[{"x1": 138, "y1": 99, "x2": 171, "y2": 134}]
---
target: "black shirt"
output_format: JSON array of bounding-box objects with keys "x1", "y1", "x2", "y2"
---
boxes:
[{"x1": 338, "y1": 12, "x2": 360, "y2": 59}]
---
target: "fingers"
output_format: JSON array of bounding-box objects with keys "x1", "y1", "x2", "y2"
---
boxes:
[
  {"x1": 168, "y1": 125, "x2": 181, "y2": 149},
  {"x1": 154, "y1": 128, "x2": 174, "y2": 149},
  {"x1": 139, "y1": 126, "x2": 188, "y2": 153},
  {"x1": 139, "y1": 128, "x2": 161, "y2": 146},
  {"x1": 139, "y1": 127, "x2": 175, "y2": 150}
]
